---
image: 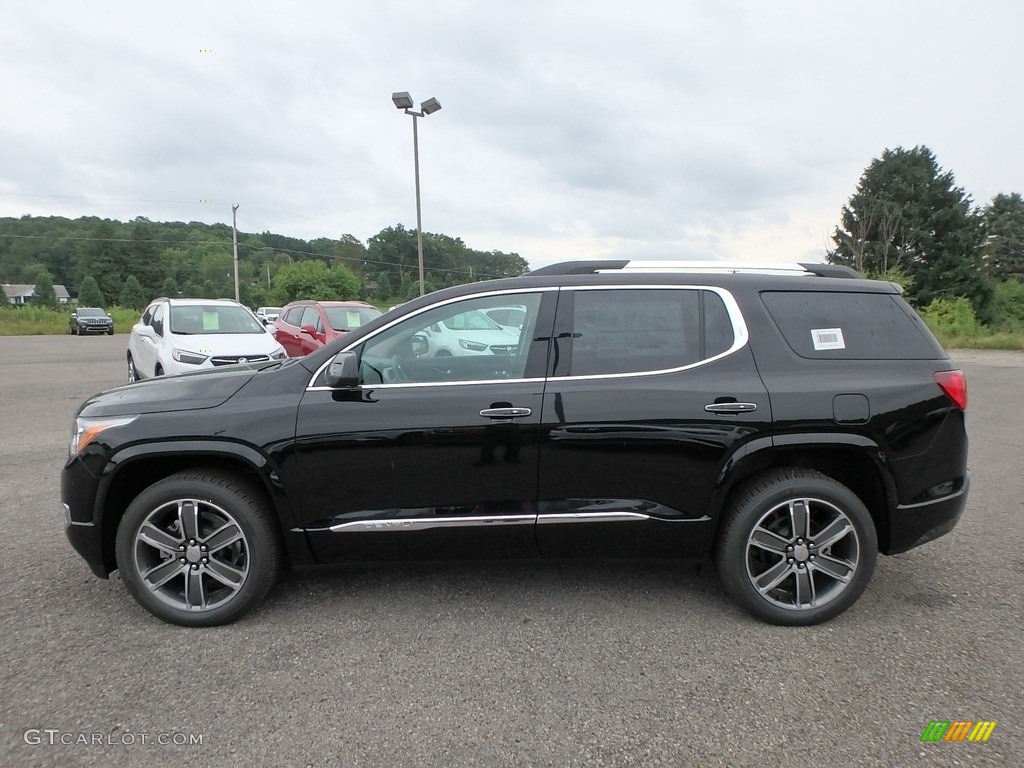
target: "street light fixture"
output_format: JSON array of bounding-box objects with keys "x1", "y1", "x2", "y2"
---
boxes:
[{"x1": 392, "y1": 91, "x2": 442, "y2": 296}]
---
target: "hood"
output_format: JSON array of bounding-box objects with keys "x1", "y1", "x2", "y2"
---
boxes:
[
  {"x1": 169, "y1": 331, "x2": 282, "y2": 357},
  {"x1": 78, "y1": 365, "x2": 261, "y2": 418}
]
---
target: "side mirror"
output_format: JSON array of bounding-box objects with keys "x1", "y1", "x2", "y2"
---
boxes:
[
  {"x1": 411, "y1": 333, "x2": 429, "y2": 356},
  {"x1": 300, "y1": 324, "x2": 317, "y2": 337},
  {"x1": 70, "y1": 313, "x2": 78, "y2": 319},
  {"x1": 325, "y1": 352, "x2": 359, "y2": 388}
]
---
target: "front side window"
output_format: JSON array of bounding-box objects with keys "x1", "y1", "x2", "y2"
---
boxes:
[
  {"x1": 357, "y1": 293, "x2": 544, "y2": 385},
  {"x1": 151, "y1": 304, "x2": 165, "y2": 336},
  {"x1": 299, "y1": 306, "x2": 320, "y2": 331}
]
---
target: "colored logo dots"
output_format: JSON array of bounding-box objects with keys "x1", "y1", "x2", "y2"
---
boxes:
[
  {"x1": 199, "y1": 199, "x2": 214, "y2": 203},
  {"x1": 200, "y1": 49, "x2": 213, "y2": 53}
]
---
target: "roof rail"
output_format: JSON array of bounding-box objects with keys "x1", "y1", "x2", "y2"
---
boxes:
[
  {"x1": 527, "y1": 260, "x2": 629, "y2": 275},
  {"x1": 526, "y1": 260, "x2": 861, "y2": 278}
]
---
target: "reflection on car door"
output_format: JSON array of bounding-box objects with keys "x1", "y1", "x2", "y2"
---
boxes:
[{"x1": 294, "y1": 290, "x2": 556, "y2": 563}]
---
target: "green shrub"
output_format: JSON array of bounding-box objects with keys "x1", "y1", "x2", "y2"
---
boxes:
[
  {"x1": 992, "y1": 278, "x2": 1024, "y2": 331},
  {"x1": 919, "y1": 297, "x2": 984, "y2": 337}
]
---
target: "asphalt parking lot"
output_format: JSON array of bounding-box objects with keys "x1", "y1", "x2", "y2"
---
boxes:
[{"x1": 1, "y1": 334, "x2": 1020, "y2": 768}]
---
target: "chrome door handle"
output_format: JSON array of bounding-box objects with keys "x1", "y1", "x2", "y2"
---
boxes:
[
  {"x1": 704, "y1": 402, "x2": 758, "y2": 414},
  {"x1": 479, "y1": 407, "x2": 532, "y2": 419}
]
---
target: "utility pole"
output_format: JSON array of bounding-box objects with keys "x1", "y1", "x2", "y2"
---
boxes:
[{"x1": 231, "y1": 204, "x2": 240, "y2": 302}]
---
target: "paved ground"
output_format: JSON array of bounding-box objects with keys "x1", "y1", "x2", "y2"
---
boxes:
[{"x1": 1, "y1": 335, "x2": 1020, "y2": 768}]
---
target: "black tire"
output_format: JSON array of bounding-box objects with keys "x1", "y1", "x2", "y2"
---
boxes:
[
  {"x1": 154, "y1": 364, "x2": 164, "y2": 376},
  {"x1": 70, "y1": 325, "x2": 77, "y2": 335},
  {"x1": 715, "y1": 469, "x2": 877, "y2": 626},
  {"x1": 114, "y1": 470, "x2": 281, "y2": 627},
  {"x1": 107, "y1": 328, "x2": 114, "y2": 336},
  {"x1": 127, "y1": 354, "x2": 138, "y2": 383}
]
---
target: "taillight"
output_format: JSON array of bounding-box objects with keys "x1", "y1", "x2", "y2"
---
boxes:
[{"x1": 934, "y1": 370, "x2": 968, "y2": 411}]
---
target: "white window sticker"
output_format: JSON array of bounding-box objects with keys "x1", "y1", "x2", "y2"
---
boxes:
[{"x1": 811, "y1": 327, "x2": 845, "y2": 350}]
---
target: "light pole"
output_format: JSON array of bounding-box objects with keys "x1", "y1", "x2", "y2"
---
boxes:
[{"x1": 392, "y1": 91, "x2": 441, "y2": 297}]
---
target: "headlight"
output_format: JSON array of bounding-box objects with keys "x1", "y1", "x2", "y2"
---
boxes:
[
  {"x1": 270, "y1": 346, "x2": 287, "y2": 360},
  {"x1": 172, "y1": 348, "x2": 208, "y2": 365},
  {"x1": 69, "y1": 415, "x2": 138, "y2": 457},
  {"x1": 458, "y1": 339, "x2": 488, "y2": 352}
]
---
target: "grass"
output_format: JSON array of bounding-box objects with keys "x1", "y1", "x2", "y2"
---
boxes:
[
  {"x1": 0, "y1": 305, "x2": 137, "y2": 335},
  {"x1": 929, "y1": 330, "x2": 1024, "y2": 350}
]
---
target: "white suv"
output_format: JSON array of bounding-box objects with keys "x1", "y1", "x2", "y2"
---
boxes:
[
  {"x1": 127, "y1": 298, "x2": 287, "y2": 381},
  {"x1": 254, "y1": 306, "x2": 281, "y2": 325}
]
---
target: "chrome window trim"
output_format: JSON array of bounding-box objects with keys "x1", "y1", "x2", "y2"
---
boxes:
[
  {"x1": 554, "y1": 284, "x2": 747, "y2": 382},
  {"x1": 306, "y1": 286, "x2": 557, "y2": 391},
  {"x1": 537, "y1": 512, "x2": 711, "y2": 524},
  {"x1": 330, "y1": 514, "x2": 536, "y2": 533},
  {"x1": 305, "y1": 284, "x2": 748, "y2": 391}
]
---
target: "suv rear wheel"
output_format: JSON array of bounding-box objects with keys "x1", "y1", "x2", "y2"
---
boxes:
[
  {"x1": 716, "y1": 469, "x2": 877, "y2": 625},
  {"x1": 114, "y1": 470, "x2": 281, "y2": 626}
]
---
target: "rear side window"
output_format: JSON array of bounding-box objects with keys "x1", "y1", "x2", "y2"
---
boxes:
[
  {"x1": 283, "y1": 307, "x2": 304, "y2": 326},
  {"x1": 564, "y1": 288, "x2": 735, "y2": 376},
  {"x1": 761, "y1": 291, "x2": 942, "y2": 360}
]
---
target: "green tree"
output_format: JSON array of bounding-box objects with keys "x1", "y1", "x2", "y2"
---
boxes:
[
  {"x1": 118, "y1": 275, "x2": 147, "y2": 310},
  {"x1": 376, "y1": 271, "x2": 393, "y2": 300},
  {"x1": 829, "y1": 146, "x2": 990, "y2": 316},
  {"x1": 77, "y1": 275, "x2": 106, "y2": 307},
  {"x1": 162, "y1": 276, "x2": 180, "y2": 297},
  {"x1": 272, "y1": 260, "x2": 361, "y2": 303},
  {"x1": 32, "y1": 269, "x2": 58, "y2": 308},
  {"x1": 982, "y1": 193, "x2": 1024, "y2": 280}
]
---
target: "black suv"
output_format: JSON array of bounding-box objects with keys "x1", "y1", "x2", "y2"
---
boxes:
[{"x1": 62, "y1": 261, "x2": 969, "y2": 626}]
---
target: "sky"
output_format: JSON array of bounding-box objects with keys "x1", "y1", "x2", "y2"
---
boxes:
[{"x1": 1, "y1": 0, "x2": 1022, "y2": 271}]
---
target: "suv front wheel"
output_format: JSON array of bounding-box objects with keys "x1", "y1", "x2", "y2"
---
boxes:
[
  {"x1": 115, "y1": 470, "x2": 281, "y2": 626},
  {"x1": 716, "y1": 469, "x2": 877, "y2": 626}
]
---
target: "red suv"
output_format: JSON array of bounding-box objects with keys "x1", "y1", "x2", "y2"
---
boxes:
[{"x1": 273, "y1": 300, "x2": 382, "y2": 357}]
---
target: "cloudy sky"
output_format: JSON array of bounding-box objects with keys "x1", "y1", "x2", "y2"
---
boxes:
[{"x1": 2, "y1": 1, "x2": 1021, "y2": 270}]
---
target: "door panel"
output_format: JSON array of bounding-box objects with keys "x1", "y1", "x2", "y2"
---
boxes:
[
  {"x1": 296, "y1": 383, "x2": 545, "y2": 562},
  {"x1": 536, "y1": 287, "x2": 772, "y2": 559},
  {"x1": 294, "y1": 290, "x2": 556, "y2": 563}
]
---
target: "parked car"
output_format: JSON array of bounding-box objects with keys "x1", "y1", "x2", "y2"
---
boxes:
[
  {"x1": 63, "y1": 261, "x2": 969, "y2": 627},
  {"x1": 413, "y1": 307, "x2": 521, "y2": 356},
  {"x1": 483, "y1": 304, "x2": 528, "y2": 330},
  {"x1": 69, "y1": 307, "x2": 114, "y2": 335},
  {"x1": 273, "y1": 300, "x2": 382, "y2": 357},
  {"x1": 254, "y1": 306, "x2": 281, "y2": 325},
  {"x1": 126, "y1": 297, "x2": 286, "y2": 381}
]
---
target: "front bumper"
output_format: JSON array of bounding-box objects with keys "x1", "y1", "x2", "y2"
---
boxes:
[
  {"x1": 885, "y1": 471, "x2": 970, "y2": 554},
  {"x1": 61, "y1": 455, "x2": 111, "y2": 578}
]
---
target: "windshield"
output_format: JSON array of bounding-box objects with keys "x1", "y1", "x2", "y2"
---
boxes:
[
  {"x1": 77, "y1": 308, "x2": 107, "y2": 317},
  {"x1": 260, "y1": 307, "x2": 281, "y2": 314},
  {"x1": 169, "y1": 304, "x2": 266, "y2": 335},
  {"x1": 324, "y1": 306, "x2": 382, "y2": 330}
]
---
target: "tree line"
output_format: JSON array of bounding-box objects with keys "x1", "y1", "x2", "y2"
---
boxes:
[
  {"x1": 829, "y1": 145, "x2": 1024, "y2": 332},
  {"x1": 0, "y1": 217, "x2": 529, "y2": 310}
]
